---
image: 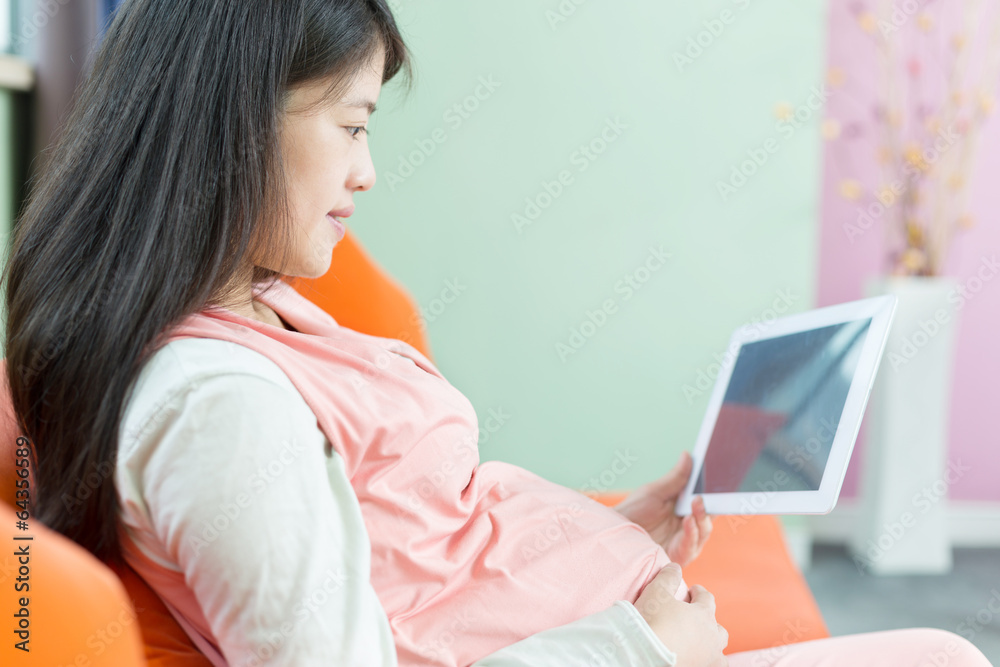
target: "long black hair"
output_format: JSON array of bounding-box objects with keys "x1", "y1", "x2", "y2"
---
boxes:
[{"x1": 2, "y1": 0, "x2": 410, "y2": 562}]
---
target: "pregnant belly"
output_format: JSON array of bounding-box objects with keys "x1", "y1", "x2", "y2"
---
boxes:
[{"x1": 371, "y1": 460, "x2": 686, "y2": 667}]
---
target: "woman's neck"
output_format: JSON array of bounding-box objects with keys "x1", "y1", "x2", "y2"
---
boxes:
[
  {"x1": 245, "y1": 300, "x2": 290, "y2": 330},
  {"x1": 217, "y1": 277, "x2": 293, "y2": 331}
]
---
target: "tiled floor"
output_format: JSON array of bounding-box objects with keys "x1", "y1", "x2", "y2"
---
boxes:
[{"x1": 804, "y1": 545, "x2": 1000, "y2": 663}]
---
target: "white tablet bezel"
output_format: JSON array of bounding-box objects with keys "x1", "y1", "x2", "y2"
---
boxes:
[{"x1": 675, "y1": 295, "x2": 897, "y2": 516}]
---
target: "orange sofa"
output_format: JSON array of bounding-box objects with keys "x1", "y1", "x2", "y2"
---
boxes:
[{"x1": 0, "y1": 230, "x2": 828, "y2": 665}]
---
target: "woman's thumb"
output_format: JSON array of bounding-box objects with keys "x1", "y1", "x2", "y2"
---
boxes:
[
  {"x1": 657, "y1": 562, "x2": 683, "y2": 593},
  {"x1": 636, "y1": 562, "x2": 683, "y2": 615}
]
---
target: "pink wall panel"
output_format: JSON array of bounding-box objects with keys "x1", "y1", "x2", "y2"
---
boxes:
[{"x1": 819, "y1": 1, "x2": 1000, "y2": 502}]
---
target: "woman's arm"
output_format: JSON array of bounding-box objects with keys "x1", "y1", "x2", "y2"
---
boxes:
[{"x1": 123, "y1": 358, "x2": 397, "y2": 665}]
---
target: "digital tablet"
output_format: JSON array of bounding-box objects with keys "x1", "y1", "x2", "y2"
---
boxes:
[{"x1": 675, "y1": 295, "x2": 897, "y2": 516}]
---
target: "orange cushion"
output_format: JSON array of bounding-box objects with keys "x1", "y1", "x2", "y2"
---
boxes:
[
  {"x1": 0, "y1": 503, "x2": 146, "y2": 666},
  {"x1": 106, "y1": 563, "x2": 213, "y2": 667},
  {"x1": 593, "y1": 492, "x2": 829, "y2": 655}
]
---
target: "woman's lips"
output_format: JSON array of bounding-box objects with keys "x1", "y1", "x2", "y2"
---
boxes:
[
  {"x1": 326, "y1": 213, "x2": 346, "y2": 241},
  {"x1": 326, "y1": 206, "x2": 353, "y2": 242},
  {"x1": 329, "y1": 206, "x2": 355, "y2": 219}
]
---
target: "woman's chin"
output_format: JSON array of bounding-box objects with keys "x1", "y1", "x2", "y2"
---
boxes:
[
  {"x1": 280, "y1": 255, "x2": 334, "y2": 281},
  {"x1": 305, "y1": 260, "x2": 334, "y2": 280}
]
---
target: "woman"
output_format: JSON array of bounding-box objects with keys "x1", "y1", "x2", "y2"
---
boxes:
[{"x1": 3, "y1": 1, "x2": 992, "y2": 666}]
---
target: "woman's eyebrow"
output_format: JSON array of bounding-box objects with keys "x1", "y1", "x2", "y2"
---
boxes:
[{"x1": 341, "y1": 98, "x2": 378, "y2": 115}]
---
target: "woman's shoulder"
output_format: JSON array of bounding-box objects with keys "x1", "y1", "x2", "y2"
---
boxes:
[
  {"x1": 138, "y1": 336, "x2": 293, "y2": 390},
  {"x1": 119, "y1": 338, "x2": 312, "y2": 453}
]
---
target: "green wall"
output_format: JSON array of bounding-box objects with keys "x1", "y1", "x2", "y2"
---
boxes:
[{"x1": 356, "y1": 0, "x2": 826, "y2": 492}]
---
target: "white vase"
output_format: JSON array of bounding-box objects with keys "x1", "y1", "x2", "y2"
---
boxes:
[{"x1": 849, "y1": 276, "x2": 958, "y2": 575}]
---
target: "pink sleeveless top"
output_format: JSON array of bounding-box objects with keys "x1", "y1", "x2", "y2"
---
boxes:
[{"x1": 129, "y1": 278, "x2": 673, "y2": 665}]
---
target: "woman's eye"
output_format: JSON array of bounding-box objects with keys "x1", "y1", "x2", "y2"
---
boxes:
[{"x1": 346, "y1": 126, "x2": 368, "y2": 140}]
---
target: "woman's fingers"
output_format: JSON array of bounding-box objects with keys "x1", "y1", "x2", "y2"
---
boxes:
[
  {"x1": 717, "y1": 623, "x2": 729, "y2": 648},
  {"x1": 694, "y1": 496, "x2": 713, "y2": 542},
  {"x1": 675, "y1": 500, "x2": 712, "y2": 564},
  {"x1": 701, "y1": 514, "x2": 713, "y2": 541},
  {"x1": 652, "y1": 451, "x2": 694, "y2": 499},
  {"x1": 686, "y1": 513, "x2": 700, "y2": 548},
  {"x1": 680, "y1": 516, "x2": 697, "y2": 560},
  {"x1": 692, "y1": 495, "x2": 709, "y2": 522}
]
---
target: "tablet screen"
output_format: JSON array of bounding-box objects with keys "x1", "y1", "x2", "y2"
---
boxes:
[{"x1": 693, "y1": 318, "x2": 873, "y2": 494}]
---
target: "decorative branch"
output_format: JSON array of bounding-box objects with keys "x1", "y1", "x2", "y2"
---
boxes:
[{"x1": 836, "y1": 1, "x2": 1000, "y2": 276}]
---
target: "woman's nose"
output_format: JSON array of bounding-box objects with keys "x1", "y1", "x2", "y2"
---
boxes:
[{"x1": 348, "y1": 148, "x2": 376, "y2": 192}]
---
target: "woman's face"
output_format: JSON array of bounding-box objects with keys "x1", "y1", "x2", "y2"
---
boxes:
[{"x1": 268, "y1": 50, "x2": 385, "y2": 278}]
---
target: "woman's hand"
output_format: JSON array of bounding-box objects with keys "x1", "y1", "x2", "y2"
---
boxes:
[
  {"x1": 634, "y1": 563, "x2": 729, "y2": 666},
  {"x1": 612, "y1": 451, "x2": 712, "y2": 567}
]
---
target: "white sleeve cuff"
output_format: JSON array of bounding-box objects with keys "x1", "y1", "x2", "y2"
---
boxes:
[
  {"x1": 613, "y1": 600, "x2": 679, "y2": 666},
  {"x1": 471, "y1": 600, "x2": 677, "y2": 666}
]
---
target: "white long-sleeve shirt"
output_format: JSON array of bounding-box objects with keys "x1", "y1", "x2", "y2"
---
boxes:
[{"x1": 115, "y1": 336, "x2": 678, "y2": 666}]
